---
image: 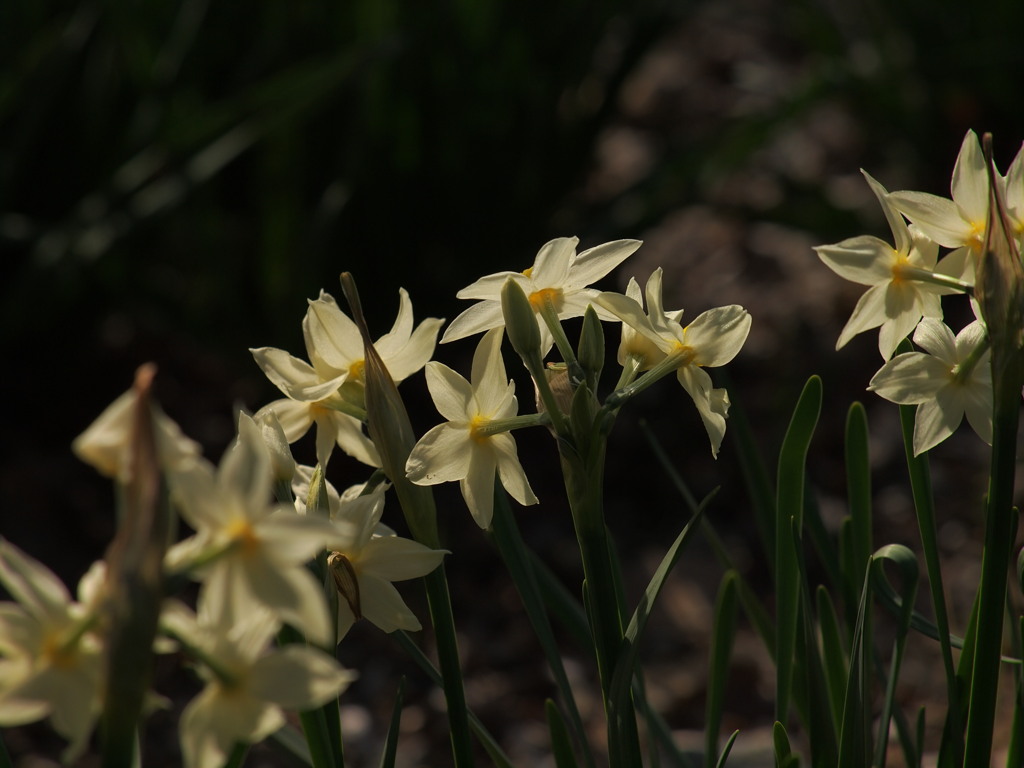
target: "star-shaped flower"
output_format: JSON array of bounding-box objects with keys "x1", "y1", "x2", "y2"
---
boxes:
[
  {"x1": 162, "y1": 596, "x2": 353, "y2": 768},
  {"x1": 0, "y1": 541, "x2": 105, "y2": 761},
  {"x1": 595, "y1": 269, "x2": 750, "y2": 457},
  {"x1": 165, "y1": 413, "x2": 338, "y2": 646},
  {"x1": 441, "y1": 237, "x2": 641, "y2": 354},
  {"x1": 868, "y1": 318, "x2": 992, "y2": 455},
  {"x1": 406, "y1": 328, "x2": 537, "y2": 528},
  {"x1": 252, "y1": 288, "x2": 441, "y2": 467},
  {"x1": 815, "y1": 171, "x2": 968, "y2": 359}
]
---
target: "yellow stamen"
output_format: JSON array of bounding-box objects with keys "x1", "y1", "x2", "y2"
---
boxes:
[
  {"x1": 671, "y1": 343, "x2": 697, "y2": 366},
  {"x1": 468, "y1": 415, "x2": 491, "y2": 443},
  {"x1": 348, "y1": 359, "x2": 366, "y2": 383},
  {"x1": 42, "y1": 632, "x2": 79, "y2": 669}
]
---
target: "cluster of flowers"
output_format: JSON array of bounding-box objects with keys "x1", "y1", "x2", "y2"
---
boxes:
[
  {"x1": 816, "y1": 130, "x2": 1024, "y2": 455},
  {"x1": 0, "y1": 235, "x2": 752, "y2": 765}
]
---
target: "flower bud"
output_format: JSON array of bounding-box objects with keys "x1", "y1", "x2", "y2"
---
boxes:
[
  {"x1": 577, "y1": 304, "x2": 605, "y2": 385},
  {"x1": 501, "y1": 277, "x2": 541, "y2": 362}
]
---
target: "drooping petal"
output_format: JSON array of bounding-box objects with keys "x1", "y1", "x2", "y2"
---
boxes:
[
  {"x1": 357, "y1": 575, "x2": 422, "y2": 633},
  {"x1": 256, "y1": 400, "x2": 313, "y2": 444},
  {"x1": 406, "y1": 424, "x2": 474, "y2": 485},
  {"x1": 912, "y1": 392, "x2": 963, "y2": 456},
  {"x1": 962, "y1": 381, "x2": 994, "y2": 446},
  {"x1": 323, "y1": 410, "x2": 380, "y2": 468},
  {"x1": 836, "y1": 283, "x2": 889, "y2": 350},
  {"x1": 594, "y1": 291, "x2": 668, "y2": 351},
  {"x1": 460, "y1": 447, "x2": 498, "y2": 528},
  {"x1": 677, "y1": 365, "x2": 730, "y2": 458},
  {"x1": 491, "y1": 433, "x2": 538, "y2": 508},
  {"x1": 240, "y1": 561, "x2": 332, "y2": 647},
  {"x1": 877, "y1": 283, "x2": 924, "y2": 359}
]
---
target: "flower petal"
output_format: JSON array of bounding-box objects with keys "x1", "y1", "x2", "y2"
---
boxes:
[
  {"x1": 359, "y1": 537, "x2": 446, "y2": 581},
  {"x1": 250, "y1": 645, "x2": 353, "y2": 709},
  {"x1": 406, "y1": 424, "x2": 473, "y2": 485},
  {"x1": 564, "y1": 239, "x2": 643, "y2": 289}
]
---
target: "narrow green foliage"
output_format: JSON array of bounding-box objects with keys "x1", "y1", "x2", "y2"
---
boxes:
[
  {"x1": 773, "y1": 721, "x2": 793, "y2": 764},
  {"x1": 870, "y1": 545, "x2": 919, "y2": 768},
  {"x1": 489, "y1": 486, "x2": 594, "y2": 768},
  {"x1": 705, "y1": 572, "x2": 739, "y2": 768},
  {"x1": 816, "y1": 586, "x2": 848, "y2": 735},
  {"x1": 546, "y1": 701, "x2": 580, "y2": 768},
  {"x1": 715, "y1": 731, "x2": 740, "y2": 768},
  {"x1": 844, "y1": 403, "x2": 872, "y2": 628},
  {"x1": 267, "y1": 726, "x2": 314, "y2": 767},
  {"x1": 838, "y1": 568, "x2": 873, "y2": 768},
  {"x1": 378, "y1": 680, "x2": 405, "y2": 768},
  {"x1": 775, "y1": 375, "x2": 822, "y2": 725}
]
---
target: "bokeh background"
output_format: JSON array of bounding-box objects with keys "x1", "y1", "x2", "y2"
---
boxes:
[{"x1": 3, "y1": 0, "x2": 1024, "y2": 765}]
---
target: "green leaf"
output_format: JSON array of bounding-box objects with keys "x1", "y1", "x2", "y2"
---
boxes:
[
  {"x1": 816, "y1": 586, "x2": 847, "y2": 737},
  {"x1": 714, "y1": 730, "x2": 740, "y2": 768},
  {"x1": 489, "y1": 487, "x2": 594, "y2": 768},
  {"x1": 546, "y1": 700, "x2": 580, "y2": 768},
  {"x1": 773, "y1": 721, "x2": 793, "y2": 763},
  {"x1": 775, "y1": 375, "x2": 822, "y2": 724},
  {"x1": 705, "y1": 572, "x2": 739, "y2": 768},
  {"x1": 607, "y1": 490, "x2": 714, "y2": 759},
  {"x1": 838, "y1": 567, "x2": 873, "y2": 768},
  {"x1": 844, "y1": 403, "x2": 872, "y2": 625},
  {"x1": 377, "y1": 679, "x2": 405, "y2": 768}
]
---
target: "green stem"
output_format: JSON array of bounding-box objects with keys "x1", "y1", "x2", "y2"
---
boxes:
[
  {"x1": 963, "y1": 351, "x2": 1023, "y2": 766},
  {"x1": 897, "y1": 402, "x2": 962, "y2": 765}
]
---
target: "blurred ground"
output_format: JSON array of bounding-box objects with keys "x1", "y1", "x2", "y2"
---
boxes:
[{"x1": 3, "y1": 0, "x2": 1023, "y2": 765}]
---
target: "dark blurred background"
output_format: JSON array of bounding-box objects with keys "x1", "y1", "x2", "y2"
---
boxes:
[{"x1": 3, "y1": 0, "x2": 1023, "y2": 764}]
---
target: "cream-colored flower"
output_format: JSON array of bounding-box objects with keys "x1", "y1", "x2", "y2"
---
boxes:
[
  {"x1": 73, "y1": 387, "x2": 200, "y2": 482},
  {"x1": 162, "y1": 597, "x2": 353, "y2": 768},
  {"x1": 0, "y1": 540, "x2": 104, "y2": 761},
  {"x1": 868, "y1": 318, "x2": 992, "y2": 456},
  {"x1": 441, "y1": 236, "x2": 641, "y2": 354},
  {"x1": 815, "y1": 172, "x2": 968, "y2": 359},
  {"x1": 596, "y1": 269, "x2": 750, "y2": 457},
  {"x1": 323, "y1": 485, "x2": 446, "y2": 640},
  {"x1": 165, "y1": 413, "x2": 337, "y2": 646},
  {"x1": 406, "y1": 328, "x2": 537, "y2": 528},
  {"x1": 251, "y1": 288, "x2": 441, "y2": 467}
]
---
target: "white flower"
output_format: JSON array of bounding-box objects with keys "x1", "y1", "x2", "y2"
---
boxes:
[
  {"x1": 73, "y1": 387, "x2": 200, "y2": 483},
  {"x1": 887, "y1": 130, "x2": 995, "y2": 255},
  {"x1": 165, "y1": 413, "x2": 338, "y2": 646},
  {"x1": 0, "y1": 540, "x2": 104, "y2": 761},
  {"x1": 251, "y1": 288, "x2": 441, "y2": 467},
  {"x1": 815, "y1": 172, "x2": 967, "y2": 359},
  {"x1": 441, "y1": 236, "x2": 642, "y2": 354},
  {"x1": 595, "y1": 269, "x2": 750, "y2": 457},
  {"x1": 406, "y1": 328, "x2": 538, "y2": 528},
  {"x1": 162, "y1": 597, "x2": 353, "y2": 768},
  {"x1": 323, "y1": 486, "x2": 446, "y2": 639},
  {"x1": 868, "y1": 318, "x2": 992, "y2": 455}
]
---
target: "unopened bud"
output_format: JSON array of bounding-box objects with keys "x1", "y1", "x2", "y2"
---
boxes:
[
  {"x1": 501, "y1": 278, "x2": 541, "y2": 362},
  {"x1": 577, "y1": 305, "x2": 605, "y2": 384}
]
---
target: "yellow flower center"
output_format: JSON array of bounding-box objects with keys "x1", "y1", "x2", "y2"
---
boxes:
[
  {"x1": 671, "y1": 343, "x2": 698, "y2": 366},
  {"x1": 966, "y1": 221, "x2": 986, "y2": 252},
  {"x1": 890, "y1": 253, "x2": 911, "y2": 285},
  {"x1": 528, "y1": 287, "x2": 564, "y2": 313},
  {"x1": 468, "y1": 414, "x2": 491, "y2": 443},
  {"x1": 42, "y1": 631, "x2": 79, "y2": 669},
  {"x1": 225, "y1": 517, "x2": 261, "y2": 557},
  {"x1": 347, "y1": 359, "x2": 366, "y2": 383}
]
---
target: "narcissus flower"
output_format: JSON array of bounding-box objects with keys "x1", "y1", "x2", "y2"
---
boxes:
[
  {"x1": 868, "y1": 318, "x2": 992, "y2": 455},
  {"x1": 251, "y1": 288, "x2": 441, "y2": 467},
  {"x1": 162, "y1": 597, "x2": 353, "y2": 768},
  {"x1": 815, "y1": 172, "x2": 968, "y2": 359},
  {"x1": 406, "y1": 328, "x2": 537, "y2": 528},
  {"x1": 73, "y1": 387, "x2": 200, "y2": 482},
  {"x1": 887, "y1": 130, "x2": 996, "y2": 256},
  {"x1": 165, "y1": 413, "x2": 337, "y2": 646},
  {"x1": 0, "y1": 540, "x2": 105, "y2": 761},
  {"x1": 441, "y1": 236, "x2": 641, "y2": 354},
  {"x1": 322, "y1": 485, "x2": 446, "y2": 640},
  {"x1": 596, "y1": 269, "x2": 750, "y2": 457}
]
